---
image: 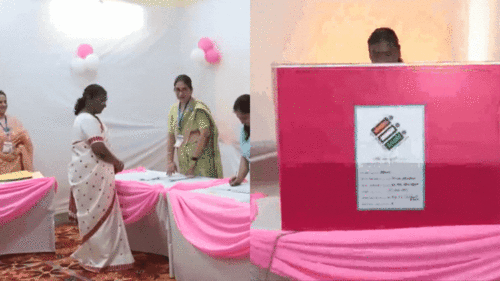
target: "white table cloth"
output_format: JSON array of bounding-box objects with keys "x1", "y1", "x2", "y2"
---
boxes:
[{"x1": 0, "y1": 182, "x2": 56, "y2": 256}]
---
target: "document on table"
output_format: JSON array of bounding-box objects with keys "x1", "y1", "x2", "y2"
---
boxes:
[
  {"x1": 167, "y1": 173, "x2": 196, "y2": 182},
  {"x1": 355, "y1": 105, "x2": 425, "y2": 210},
  {"x1": 191, "y1": 182, "x2": 250, "y2": 203}
]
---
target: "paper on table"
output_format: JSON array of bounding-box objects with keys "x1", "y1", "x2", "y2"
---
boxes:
[
  {"x1": 226, "y1": 182, "x2": 250, "y2": 194},
  {"x1": 32, "y1": 171, "x2": 44, "y2": 179},
  {"x1": 168, "y1": 173, "x2": 196, "y2": 182}
]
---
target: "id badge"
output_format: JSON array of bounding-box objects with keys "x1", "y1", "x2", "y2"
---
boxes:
[
  {"x1": 174, "y1": 135, "x2": 184, "y2": 148},
  {"x1": 2, "y1": 141, "x2": 13, "y2": 154}
]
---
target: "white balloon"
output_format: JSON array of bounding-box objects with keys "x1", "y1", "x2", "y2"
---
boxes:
[
  {"x1": 71, "y1": 57, "x2": 86, "y2": 74},
  {"x1": 85, "y1": 54, "x2": 100, "y2": 71},
  {"x1": 190, "y1": 48, "x2": 205, "y2": 63}
]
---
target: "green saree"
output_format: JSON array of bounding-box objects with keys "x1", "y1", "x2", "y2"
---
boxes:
[{"x1": 168, "y1": 99, "x2": 223, "y2": 178}]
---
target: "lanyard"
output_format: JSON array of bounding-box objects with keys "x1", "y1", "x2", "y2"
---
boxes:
[
  {"x1": 0, "y1": 116, "x2": 9, "y2": 134},
  {"x1": 177, "y1": 98, "x2": 191, "y2": 133}
]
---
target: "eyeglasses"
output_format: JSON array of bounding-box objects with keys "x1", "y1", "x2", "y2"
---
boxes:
[{"x1": 174, "y1": 88, "x2": 191, "y2": 94}]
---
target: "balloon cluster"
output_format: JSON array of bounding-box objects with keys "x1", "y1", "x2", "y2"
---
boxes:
[
  {"x1": 190, "y1": 38, "x2": 221, "y2": 64},
  {"x1": 71, "y1": 44, "x2": 100, "y2": 74}
]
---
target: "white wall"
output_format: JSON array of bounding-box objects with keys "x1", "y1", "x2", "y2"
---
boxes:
[
  {"x1": 251, "y1": 0, "x2": 476, "y2": 144},
  {"x1": 0, "y1": 0, "x2": 249, "y2": 213},
  {"x1": 180, "y1": 0, "x2": 250, "y2": 143}
]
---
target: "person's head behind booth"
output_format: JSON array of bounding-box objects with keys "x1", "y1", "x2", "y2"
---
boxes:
[
  {"x1": 368, "y1": 27, "x2": 403, "y2": 63},
  {"x1": 233, "y1": 94, "x2": 250, "y2": 141},
  {"x1": 74, "y1": 84, "x2": 108, "y2": 115}
]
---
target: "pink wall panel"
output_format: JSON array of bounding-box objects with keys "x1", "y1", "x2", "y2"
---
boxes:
[{"x1": 276, "y1": 64, "x2": 500, "y2": 231}]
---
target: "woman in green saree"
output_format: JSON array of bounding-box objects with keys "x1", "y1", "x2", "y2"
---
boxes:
[{"x1": 166, "y1": 74, "x2": 223, "y2": 178}]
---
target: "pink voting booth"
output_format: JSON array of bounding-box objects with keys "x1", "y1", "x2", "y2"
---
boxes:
[{"x1": 274, "y1": 63, "x2": 500, "y2": 231}]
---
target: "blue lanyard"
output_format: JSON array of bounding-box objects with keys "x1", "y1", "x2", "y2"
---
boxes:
[
  {"x1": 177, "y1": 98, "x2": 191, "y2": 133},
  {"x1": 0, "y1": 116, "x2": 9, "y2": 133}
]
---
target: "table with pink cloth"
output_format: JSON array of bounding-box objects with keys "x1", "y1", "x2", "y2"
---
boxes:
[
  {"x1": 0, "y1": 177, "x2": 58, "y2": 256},
  {"x1": 115, "y1": 167, "x2": 255, "y2": 281},
  {"x1": 250, "y1": 194, "x2": 500, "y2": 281}
]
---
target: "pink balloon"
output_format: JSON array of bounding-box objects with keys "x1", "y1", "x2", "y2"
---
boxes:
[
  {"x1": 198, "y1": 38, "x2": 214, "y2": 51},
  {"x1": 205, "y1": 49, "x2": 221, "y2": 64},
  {"x1": 77, "y1": 44, "x2": 93, "y2": 59}
]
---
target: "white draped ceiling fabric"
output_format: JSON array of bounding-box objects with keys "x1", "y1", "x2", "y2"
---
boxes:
[{"x1": 0, "y1": 0, "x2": 249, "y2": 213}]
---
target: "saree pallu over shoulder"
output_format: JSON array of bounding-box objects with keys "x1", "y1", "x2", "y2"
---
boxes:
[{"x1": 175, "y1": 99, "x2": 223, "y2": 178}]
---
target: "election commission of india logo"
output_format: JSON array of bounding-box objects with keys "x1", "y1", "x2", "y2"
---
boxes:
[{"x1": 371, "y1": 115, "x2": 407, "y2": 150}]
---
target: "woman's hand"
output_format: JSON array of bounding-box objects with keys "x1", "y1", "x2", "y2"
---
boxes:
[
  {"x1": 230, "y1": 176, "x2": 244, "y2": 186},
  {"x1": 231, "y1": 157, "x2": 249, "y2": 186},
  {"x1": 185, "y1": 162, "x2": 197, "y2": 177},
  {"x1": 167, "y1": 162, "x2": 178, "y2": 176},
  {"x1": 11, "y1": 133, "x2": 25, "y2": 147},
  {"x1": 114, "y1": 160, "x2": 125, "y2": 174}
]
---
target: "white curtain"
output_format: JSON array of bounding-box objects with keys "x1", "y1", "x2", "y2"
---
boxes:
[{"x1": 0, "y1": 0, "x2": 249, "y2": 213}]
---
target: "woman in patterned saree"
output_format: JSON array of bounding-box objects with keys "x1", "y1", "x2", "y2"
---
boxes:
[
  {"x1": 230, "y1": 94, "x2": 250, "y2": 186},
  {"x1": 0, "y1": 91, "x2": 34, "y2": 174},
  {"x1": 68, "y1": 84, "x2": 134, "y2": 272},
  {"x1": 166, "y1": 74, "x2": 223, "y2": 178}
]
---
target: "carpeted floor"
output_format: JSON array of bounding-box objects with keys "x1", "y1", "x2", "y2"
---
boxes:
[{"x1": 0, "y1": 224, "x2": 173, "y2": 280}]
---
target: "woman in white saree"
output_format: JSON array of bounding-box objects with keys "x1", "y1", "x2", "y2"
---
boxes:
[{"x1": 68, "y1": 84, "x2": 134, "y2": 272}]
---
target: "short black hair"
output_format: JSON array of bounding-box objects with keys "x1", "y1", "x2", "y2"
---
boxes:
[
  {"x1": 233, "y1": 94, "x2": 250, "y2": 114},
  {"x1": 368, "y1": 27, "x2": 403, "y2": 62},
  {"x1": 368, "y1": 27, "x2": 400, "y2": 48},
  {"x1": 74, "y1": 84, "x2": 107, "y2": 115},
  {"x1": 234, "y1": 94, "x2": 250, "y2": 141},
  {"x1": 174, "y1": 74, "x2": 193, "y2": 90}
]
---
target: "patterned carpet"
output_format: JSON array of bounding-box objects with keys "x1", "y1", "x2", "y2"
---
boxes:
[{"x1": 0, "y1": 224, "x2": 173, "y2": 280}]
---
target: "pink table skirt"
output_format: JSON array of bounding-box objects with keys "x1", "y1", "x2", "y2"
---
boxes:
[
  {"x1": 115, "y1": 168, "x2": 255, "y2": 259},
  {"x1": 251, "y1": 225, "x2": 500, "y2": 280},
  {"x1": 169, "y1": 189, "x2": 250, "y2": 258},
  {"x1": 114, "y1": 173, "x2": 234, "y2": 225},
  {"x1": 0, "y1": 177, "x2": 58, "y2": 225}
]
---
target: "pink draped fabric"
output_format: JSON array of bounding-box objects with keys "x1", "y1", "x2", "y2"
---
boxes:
[
  {"x1": 251, "y1": 225, "x2": 500, "y2": 280},
  {"x1": 113, "y1": 172, "x2": 254, "y2": 258},
  {"x1": 169, "y1": 178, "x2": 231, "y2": 191},
  {"x1": 0, "y1": 177, "x2": 57, "y2": 225},
  {"x1": 114, "y1": 166, "x2": 160, "y2": 225},
  {"x1": 114, "y1": 180, "x2": 166, "y2": 225},
  {"x1": 251, "y1": 193, "x2": 267, "y2": 222},
  {"x1": 168, "y1": 189, "x2": 250, "y2": 258},
  {"x1": 117, "y1": 166, "x2": 146, "y2": 174},
  {"x1": 114, "y1": 175, "x2": 238, "y2": 226}
]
